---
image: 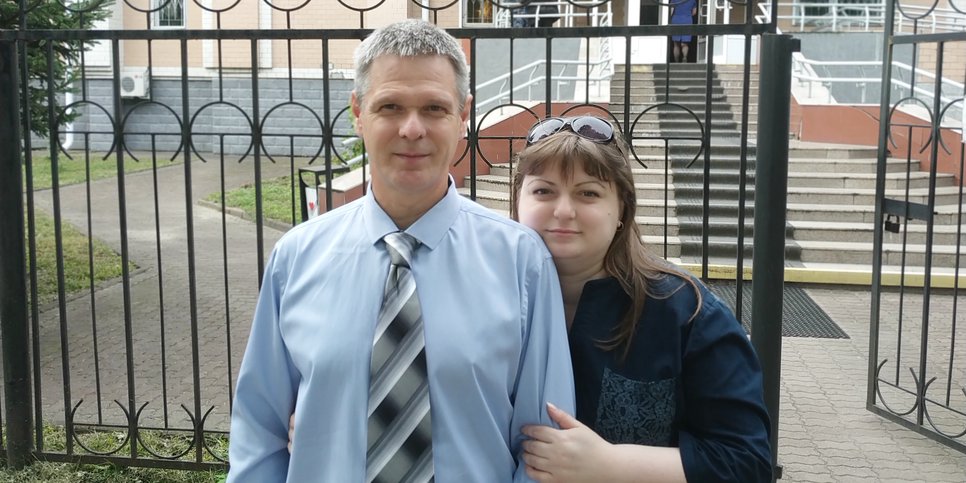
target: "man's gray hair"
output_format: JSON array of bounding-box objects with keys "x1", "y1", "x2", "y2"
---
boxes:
[{"x1": 354, "y1": 20, "x2": 470, "y2": 110}]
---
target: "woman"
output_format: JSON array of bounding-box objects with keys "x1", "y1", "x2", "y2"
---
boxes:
[
  {"x1": 670, "y1": 0, "x2": 698, "y2": 63},
  {"x1": 513, "y1": 116, "x2": 771, "y2": 482}
]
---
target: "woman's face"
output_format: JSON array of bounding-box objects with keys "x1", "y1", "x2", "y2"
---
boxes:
[{"x1": 516, "y1": 161, "x2": 622, "y2": 271}]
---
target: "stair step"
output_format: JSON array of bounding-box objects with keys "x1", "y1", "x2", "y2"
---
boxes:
[
  {"x1": 787, "y1": 141, "x2": 879, "y2": 159},
  {"x1": 629, "y1": 156, "x2": 910, "y2": 174},
  {"x1": 641, "y1": 235, "x2": 962, "y2": 266},
  {"x1": 650, "y1": 184, "x2": 961, "y2": 206},
  {"x1": 634, "y1": 168, "x2": 949, "y2": 189},
  {"x1": 796, "y1": 239, "x2": 963, "y2": 266},
  {"x1": 790, "y1": 220, "x2": 966, "y2": 245},
  {"x1": 640, "y1": 235, "x2": 801, "y2": 259},
  {"x1": 636, "y1": 215, "x2": 793, "y2": 237},
  {"x1": 636, "y1": 199, "x2": 966, "y2": 225}
]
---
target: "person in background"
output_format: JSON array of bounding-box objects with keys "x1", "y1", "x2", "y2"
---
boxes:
[
  {"x1": 228, "y1": 20, "x2": 575, "y2": 482},
  {"x1": 670, "y1": 0, "x2": 698, "y2": 63},
  {"x1": 512, "y1": 1, "x2": 560, "y2": 28},
  {"x1": 512, "y1": 116, "x2": 772, "y2": 482}
]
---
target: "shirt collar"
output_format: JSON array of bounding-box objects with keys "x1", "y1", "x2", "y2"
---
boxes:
[{"x1": 363, "y1": 175, "x2": 461, "y2": 251}]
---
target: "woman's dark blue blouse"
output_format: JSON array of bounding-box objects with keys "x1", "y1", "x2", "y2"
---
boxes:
[{"x1": 569, "y1": 275, "x2": 773, "y2": 482}]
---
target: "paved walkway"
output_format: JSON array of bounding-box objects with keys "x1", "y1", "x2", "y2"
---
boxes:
[{"x1": 16, "y1": 158, "x2": 966, "y2": 481}]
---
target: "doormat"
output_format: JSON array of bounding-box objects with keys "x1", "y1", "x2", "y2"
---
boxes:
[{"x1": 706, "y1": 281, "x2": 849, "y2": 339}]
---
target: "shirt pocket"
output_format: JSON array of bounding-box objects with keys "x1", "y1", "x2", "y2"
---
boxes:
[{"x1": 595, "y1": 367, "x2": 675, "y2": 446}]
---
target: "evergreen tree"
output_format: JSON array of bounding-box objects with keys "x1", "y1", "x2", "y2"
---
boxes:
[{"x1": 0, "y1": 0, "x2": 114, "y2": 138}]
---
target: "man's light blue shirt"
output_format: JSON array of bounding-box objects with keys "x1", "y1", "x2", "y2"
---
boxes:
[{"x1": 228, "y1": 179, "x2": 575, "y2": 482}]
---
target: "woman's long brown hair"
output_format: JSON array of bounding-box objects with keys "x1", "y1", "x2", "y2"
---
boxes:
[{"x1": 510, "y1": 126, "x2": 702, "y2": 360}]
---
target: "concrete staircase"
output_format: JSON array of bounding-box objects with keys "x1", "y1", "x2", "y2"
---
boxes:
[
  {"x1": 609, "y1": 63, "x2": 758, "y2": 142},
  {"x1": 462, "y1": 63, "x2": 965, "y2": 283}
]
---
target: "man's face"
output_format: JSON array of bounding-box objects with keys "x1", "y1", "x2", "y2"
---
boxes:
[{"x1": 352, "y1": 55, "x2": 470, "y2": 206}]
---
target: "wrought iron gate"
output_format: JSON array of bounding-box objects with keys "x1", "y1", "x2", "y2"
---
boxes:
[
  {"x1": 867, "y1": 0, "x2": 966, "y2": 454},
  {"x1": 0, "y1": 0, "x2": 792, "y2": 474}
]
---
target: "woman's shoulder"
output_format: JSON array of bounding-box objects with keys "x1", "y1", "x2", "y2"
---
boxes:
[{"x1": 644, "y1": 268, "x2": 732, "y2": 323}]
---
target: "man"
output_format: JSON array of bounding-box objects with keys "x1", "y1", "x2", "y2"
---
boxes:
[
  {"x1": 227, "y1": 20, "x2": 574, "y2": 482},
  {"x1": 511, "y1": 1, "x2": 560, "y2": 28}
]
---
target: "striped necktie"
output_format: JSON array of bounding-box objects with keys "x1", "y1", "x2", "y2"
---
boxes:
[{"x1": 366, "y1": 231, "x2": 433, "y2": 483}]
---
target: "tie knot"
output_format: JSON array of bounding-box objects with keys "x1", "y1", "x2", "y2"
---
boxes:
[{"x1": 383, "y1": 232, "x2": 418, "y2": 268}]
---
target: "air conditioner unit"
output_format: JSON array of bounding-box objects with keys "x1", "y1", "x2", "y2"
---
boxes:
[{"x1": 120, "y1": 68, "x2": 150, "y2": 98}]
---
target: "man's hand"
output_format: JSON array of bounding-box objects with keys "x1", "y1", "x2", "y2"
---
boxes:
[{"x1": 521, "y1": 402, "x2": 614, "y2": 482}]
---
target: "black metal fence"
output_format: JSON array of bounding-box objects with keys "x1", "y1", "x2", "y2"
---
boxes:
[
  {"x1": 0, "y1": 0, "x2": 792, "y2": 474},
  {"x1": 867, "y1": 0, "x2": 966, "y2": 454}
]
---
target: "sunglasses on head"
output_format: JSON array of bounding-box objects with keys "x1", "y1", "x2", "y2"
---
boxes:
[{"x1": 526, "y1": 116, "x2": 615, "y2": 146}]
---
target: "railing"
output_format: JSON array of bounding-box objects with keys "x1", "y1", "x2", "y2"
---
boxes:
[
  {"x1": 895, "y1": 4, "x2": 966, "y2": 33},
  {"x1": 791, "y1": 57, "x2": 964, "y2": 126},
  {"x1": 493, "y1": 0, "x2": 609, "y2": 28},
  {"x1": 480, "y1": 3, "x2": 613, "y2": 114},
  {"x1": 757, "y1": 1, "x2": 964, "y2": 125},
  {"x1": 475, "y1": 56, "x2": 613, "y2": 113},
  {"x1": 778, "y1": 0, "x2": 966, "y2": 34},
  {"x1": 787, "y1": 1, "x2": 887, "y2": 32}
]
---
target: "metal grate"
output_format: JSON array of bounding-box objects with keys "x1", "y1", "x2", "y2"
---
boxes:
[{"x1": 708, "y1": 282, "x2": 849, "y2": 339}]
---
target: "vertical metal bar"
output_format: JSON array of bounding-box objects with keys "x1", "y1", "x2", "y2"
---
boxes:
[
  {"x1": 915, "y1": 41, "x2": 944, "y2": 427},
  {"x1": 85, "y1": 145, "x2": 104, "y2": 424},
  {"x1": 79, "y1": 20, "x2": 102, "y2": 429},
  {"x1": 219, "y1": 135, "x2": 234, "y2": 411},
  {"x1": 544, "y1": 36, "x2": 552, "y2": 116},
  {"x1": 110, "y1": 38, "x2": 138, "y2": 459},
  {"x1": 623, "y1": 35, "x2": 631, "y2": 135},
  {"x1": 868, "y1": 0, "x2": 897, "y2": 409},
  {"x1": 322, "y1": 37, "x2": 333, "y2": 213},
  {"x1": 150, "y1": 137, "x2": 170, "y2": 427},
  {"x1": 769, "y1": 0, "x2": 779, "y2": 33},
  {"x1": 734, "y1": 30, "x2": 754, "y2": 321},
  {"x1": 946, "y1": 144, "x2": 964, "y2": 406},
  {"x1": 179, "y1": 37, "x2": 204, "y2": 463},
  {"x1": 701, "y1": 36, "x2": 715, "y2": 279},
  {"x1": 470, "y1": 37, "x2": 478, "y2": 200},
  {"x1": 16, "y1": 0, "x2": 43, "y2": 453},
  {"x1": 751, "y1": 33, "x2": 799, "y2": 483},
  {"x1": 0, "y1": 37, "x2": 34, "y2": 470},
  {"x1": 251, "y1": 38, "x2": 266, "y2": 284},
  {"x1": 49, "y1": 41, "x2": 73, "y2": 457}
]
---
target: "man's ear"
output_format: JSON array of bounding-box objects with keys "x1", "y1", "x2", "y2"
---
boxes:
[
  {"x1": 351, "y1": 90, "x2": 363, "y2": 135},
  {"x1": 460, "y1": 94, "x2": 473, "y2": 126}
]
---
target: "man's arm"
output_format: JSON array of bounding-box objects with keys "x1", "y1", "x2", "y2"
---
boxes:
[
  {"x1": 510, "y1": 256, "x2": 576, "y2": 482},
  {"x1": 227, "y1": 249, "x2": 300, "y2": 482}
]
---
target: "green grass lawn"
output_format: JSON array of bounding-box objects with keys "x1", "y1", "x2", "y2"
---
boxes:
[
  {"x1": 26, "y1": 151, "x2": 181, "y2": 191},
  {"x1": 0, "y1": 463, "x2": 225, "y2": 483},
  {"x1": 205, "y1": 175, "x2": 300, "y2": 226},
  {"x1": 8, "y1": 152, "x2": 220, "y2": 481},
  {"x1": 0, "y1": 426, "x2": 227, "y2": 482},
  {"x1": 29, "y1": 210, "x2": 129, "y2": 306}
]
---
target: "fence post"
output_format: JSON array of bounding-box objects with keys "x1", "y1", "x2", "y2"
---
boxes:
[
  {"x1": 751, "y1": 33, "x2": 799, "y2": 482},
  {"x1": 0, "y1": 38, "x2": 35, "y2": 469}
]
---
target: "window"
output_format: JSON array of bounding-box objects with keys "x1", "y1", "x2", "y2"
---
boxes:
[
  {"x1": 465, "y1": 0, "x2": 493, "y2": 24},
  {"x1": 153, "y1": 0, "x2": 185, "y2": 28}
]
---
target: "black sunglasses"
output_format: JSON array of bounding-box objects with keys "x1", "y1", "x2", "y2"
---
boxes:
[{"x1": 526, "y1": 116, "x2": 615, "y2": 146}]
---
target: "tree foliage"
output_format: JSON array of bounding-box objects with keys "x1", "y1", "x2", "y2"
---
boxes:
[{"x1": 0, "y1": 0, "x2": 114, "y2": 138}]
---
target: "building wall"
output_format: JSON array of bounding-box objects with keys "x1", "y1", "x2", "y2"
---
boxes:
[
  {"x1": 68, "y1": 77, "x2": 354, "y2": 156},
  {"x1": 91, "y1": 0, "x2": 454, "y2": 156},
  {"x1": 119, "y1": 0, "x2": 467, "y2": 73}
]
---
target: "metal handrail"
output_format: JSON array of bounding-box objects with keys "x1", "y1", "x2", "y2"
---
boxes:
[
  {"x1": 475, "y1": 57, "x2": 613, "y2": 113},
  {"x1": 776, "y1": 0, "x2": 966, "y2": 34},
  {"x1": 790, "y1": 57, "x2": 964, "y2": 124},
  {"x1": 493, "y1": 0, "x2": 610, "y2": 28},
  {"x1": 479, "y1": 4, "x2": 613, "y2": 115}
]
